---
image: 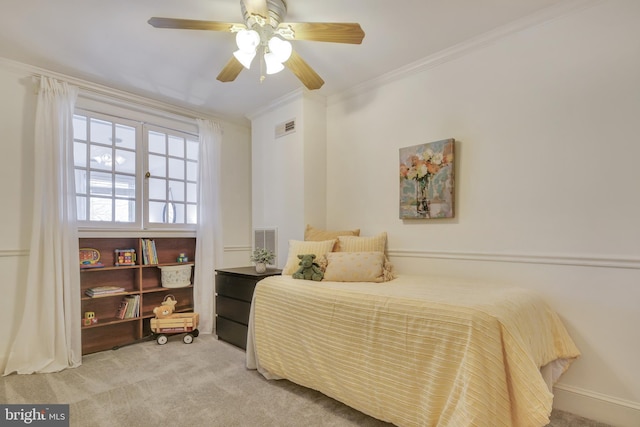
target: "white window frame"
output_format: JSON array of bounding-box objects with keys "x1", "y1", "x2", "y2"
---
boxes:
[
  {"x1": 74, "y1": 107, "x2": 199, "y2": 232},
  {"x1": 143, "y1": 124, "x2": 199, "y2": 230}
]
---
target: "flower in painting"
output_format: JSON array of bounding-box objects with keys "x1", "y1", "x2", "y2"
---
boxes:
[
  {"x1": 400, "y1": 163, "x2": 409, "y2": 179},
  {"x1": 431, "y1": 152, "x2": 443, "y2": 165},
  {"x1": 417, "y1": 163, "x2": 428, "y2": 179}
]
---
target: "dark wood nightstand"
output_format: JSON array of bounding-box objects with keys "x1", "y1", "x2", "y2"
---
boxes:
[{"x1": 215, "y1": 266, "x2": 282, "y2": 350}]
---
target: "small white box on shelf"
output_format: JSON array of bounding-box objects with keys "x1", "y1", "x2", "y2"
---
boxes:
[{"x1": 159, "y1": 265, "x2": 193, "y2": 288}]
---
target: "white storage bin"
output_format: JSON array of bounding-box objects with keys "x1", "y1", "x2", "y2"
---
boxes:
[{"x1": 159, "y1": 264, "x2": 193, "y2": 288}]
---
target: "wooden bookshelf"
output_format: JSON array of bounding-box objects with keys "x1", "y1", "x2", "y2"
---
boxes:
[{"x1": 79, "y1": 237, "x2": 196, "y2": 355}]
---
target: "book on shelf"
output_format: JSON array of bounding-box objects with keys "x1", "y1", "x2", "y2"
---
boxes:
[
  {"x1": 115, "y1": 299, "x2": 128, "y2": 320},
  {"x1": 85, "y1": 286, "x2": 126, "y2": 297},
  {"x1": 141, "y1": 239, "x2": 158, "y2": 265},
  {"x1": 123, "y1": 295, "x2": 140, "y2": 318}
]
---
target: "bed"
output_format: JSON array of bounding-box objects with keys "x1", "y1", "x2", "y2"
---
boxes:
[{"x1": 246, "y1": 274, "x2": 580, "y2": 427}]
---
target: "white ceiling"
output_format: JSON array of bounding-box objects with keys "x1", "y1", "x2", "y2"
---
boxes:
[{"x1": 0, "y1": 0, "x2": 565, "y2": 121}]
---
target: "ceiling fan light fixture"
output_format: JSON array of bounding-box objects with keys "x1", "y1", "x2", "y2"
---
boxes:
[
  {"x1": 233, "y1": 49, "x2": 256, "y2": 69},
  {"x1": 264, "y1": 52, "x2": 285, "y2": 75},
  {"x1": 235, "y1": 29, "x2": 260, "y2": 53},
  {"x1": 268, "y1": 36, "x2": 292, "y2": 63}
]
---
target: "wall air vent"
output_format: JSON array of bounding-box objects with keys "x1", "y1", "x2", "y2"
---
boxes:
[
  {"x1": 253, "y1": 228, "x2": 278, "y2": 266},
  {"x1": 275, "y1": 119, "x2": 296, "y2": 138}
]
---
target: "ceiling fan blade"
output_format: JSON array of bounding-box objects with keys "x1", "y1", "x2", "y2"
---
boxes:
[
  {"x1": 241, "y1": 0, "x2": 269, "y2": 20},
  {"x1": 148, "y1": 17, "x2": 244, "y2": 32},
  {"x1": 277, "y1": 22, "x2": 365, "y2": 44},
  {"x1": 285, "y1": 50, "x2": 324, "y2": 90},
  {"x1": 217, "y1": 56, "x2": 245, "y2": 83}
]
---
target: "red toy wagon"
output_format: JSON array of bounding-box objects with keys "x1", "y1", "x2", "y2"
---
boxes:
[{"x1": 149, "y1": 296, "x2": 199, "y2": 345}]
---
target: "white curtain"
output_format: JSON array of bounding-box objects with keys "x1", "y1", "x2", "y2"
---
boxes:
[
  {"x1": 3, "y1": 77, "x2": 81, "y2": 375},
  {"x1": 194, "y1": 119, "x2": 223, "y2": 334}
]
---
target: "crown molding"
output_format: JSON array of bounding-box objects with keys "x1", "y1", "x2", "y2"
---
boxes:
[
  {"x1": 328, "y1": 0, "x2": 605, "y2": 107},
  {"x1": 0, "y1": 56, "x2": 249, "y2": 129},
  {"x1": 245, "y1": 87, "x2": 327, "y2": 121}
]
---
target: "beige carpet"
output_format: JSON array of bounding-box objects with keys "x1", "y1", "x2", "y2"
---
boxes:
[{"x1": 1, "y1": 335, "x2": 611, "y2": 427}]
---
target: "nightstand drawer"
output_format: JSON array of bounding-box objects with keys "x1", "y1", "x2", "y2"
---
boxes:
[
  {"x1": 216, "y1": 295, "x2": 251, "y2": 325},
  {"x1": 215, "y1": 274, "x2": 258, "y2": 302},
  {"x1": 216, "y1": 317, "x2": 248, "y2": 350}
]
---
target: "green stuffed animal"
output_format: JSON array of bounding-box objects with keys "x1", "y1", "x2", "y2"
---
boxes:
[{"x1": 292, "y1": 254, "x2": 324, "y2": 281}]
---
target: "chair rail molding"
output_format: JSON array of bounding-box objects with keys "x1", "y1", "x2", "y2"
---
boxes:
[
  {"x1": 0, "y1": 249, "x2": 29, "y2": 257},
  {"x1": 388, "y1": 249, "x2": 640, "y2": 270}
]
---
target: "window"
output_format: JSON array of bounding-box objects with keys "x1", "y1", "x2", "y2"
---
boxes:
[
  {"x1": 73, "y1": 111, "x2": 198, "y2": 230},
  {"x1": 146, "y1": 126, "x2": 199, "y2": 226}
]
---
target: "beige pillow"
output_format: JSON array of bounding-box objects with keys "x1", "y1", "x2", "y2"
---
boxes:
[
  {"x1": 304, "y1": 225, "x2": 360, "y2": 252},
  {"x1": 337, "y1": 232, "x2": 387, "y2": 253},
  {"x1": 323, "y1": 252, "x2": 394, "y2": 282},
  {"x1": 304, "y1": 224, "x2": 360, "y2": 241},
  {"x1": 282, "y1": 239, "x2": 336, "y2": 275}
]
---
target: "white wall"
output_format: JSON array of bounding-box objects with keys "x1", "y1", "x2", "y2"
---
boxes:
[
  {"x1": 0, "y1": 65, "x2": 37, "y2": 368},
  {"x1": 323, "y1": 1, "x2": 639, "y2": 425},
  {"x1": 250, "y1": 91, "x2": 327, "y2": 268},
  {"x1": 0, "y1": 60, "x2": 253, "y2": 368}
]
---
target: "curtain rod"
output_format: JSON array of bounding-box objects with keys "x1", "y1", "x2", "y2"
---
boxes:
[
  {"x1": 0, "y1": 58, "x2": 248, "y2": 128},
  {"x1": 30, "y1": 73, "x2": 207, "y2": 128}
]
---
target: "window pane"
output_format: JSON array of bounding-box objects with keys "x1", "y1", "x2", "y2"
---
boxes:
[
  {"x1": 73, "y1": 116, "x2": 87, "y2": 141},
  {"x1": 90, "y1": 171, "x2": 113, "y2": 196},
  {"x1": 186, "y1": 160, "x2": 197, "y2": 181},
  {"x1": 148, "y1": 154, "x2": 166, "y2": 178},
  {"x1": 77, "y1": 196, "x2": 87, "y2": 221},
  {"x1": 74, "y1": 141, "x2": 87, "y2": 167},
  {"x1": 149, "y1": 201, "x2": 178, "y2": 223},
  {"x1": 168, "y1": 135, "x2": 184, "y2": 157},
  {"x1": 90, "y1": 118, "x2": 112, "y2": 145},
  {"x1": 148, "y1": 178, "x2": 166, "y2": 200},
  {"x1": 90, "y1": 197, "x2": 112, "y2": 221},
  {"x1": 169, "y1": 181, "x2": 184, "y2": 202},
  {"x1": 148, "y1": 131, "x2": 165, "y2": 154},
  {"x1": 90, "y1": 145, "x2": 113, "y2": 171},
  {"x1": 115, "y1": 199, "x2": 135, "y2": 222},
  {"x1": 174, "y1": 203, "x2": 185, "y2": 224},
  {"x1": 187, "y1": 183, "x2": 197, "y2": 203},
  {"x1": 186, "y1": 139, "x2": 198, "y2": 161},
  {"x1": 168, "y1": 158, "x2": 184, "y2": 180},
  {"x1": 115, "y1": 149, "x2": 135, "y2": 174},
  {"x1": 75, "y1": 169, "x2": 87, "y2": 195},
  {"x1": 115, "y1": 174, "x2": 135, "y2": 198},
  {"x1": 187, "y1": 204, "x2": 197, "y2": 224},
  {"x1": 115, "y1": 124, "x2": 136, "y2": 150}
]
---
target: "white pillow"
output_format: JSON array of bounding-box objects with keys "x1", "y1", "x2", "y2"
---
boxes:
[{"x1": 282, "y1": 239, "x2": 336, "y2": 275}]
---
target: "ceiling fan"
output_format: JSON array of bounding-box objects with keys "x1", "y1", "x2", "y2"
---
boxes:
[{"x1": 148, "y1": 0, "x2": 365, "y2": 90}]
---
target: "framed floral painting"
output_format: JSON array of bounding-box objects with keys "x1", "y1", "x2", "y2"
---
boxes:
[{"x1": 399, "y1": 138, "x2": 455, "y2": 219}]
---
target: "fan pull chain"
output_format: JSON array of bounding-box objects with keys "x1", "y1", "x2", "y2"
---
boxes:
[{"x1": 260, "y1": 46, "x2": 266, "y2": 83}]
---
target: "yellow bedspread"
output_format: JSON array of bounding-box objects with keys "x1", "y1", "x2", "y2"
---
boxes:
[{"x1": 246, "y1": 275, "x2": 580, "y2": 427}]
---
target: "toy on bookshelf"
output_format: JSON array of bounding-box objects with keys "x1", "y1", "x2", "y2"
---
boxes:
[
  {"x1": 115, "y1": 248, "x2": 136, "y2": 266},
  {"x1": 83, "y1": 311, "x2": 98, "y2": 326},
  {"x1": 79, "y1": 248, "x2": 104, "y2": 268}
]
